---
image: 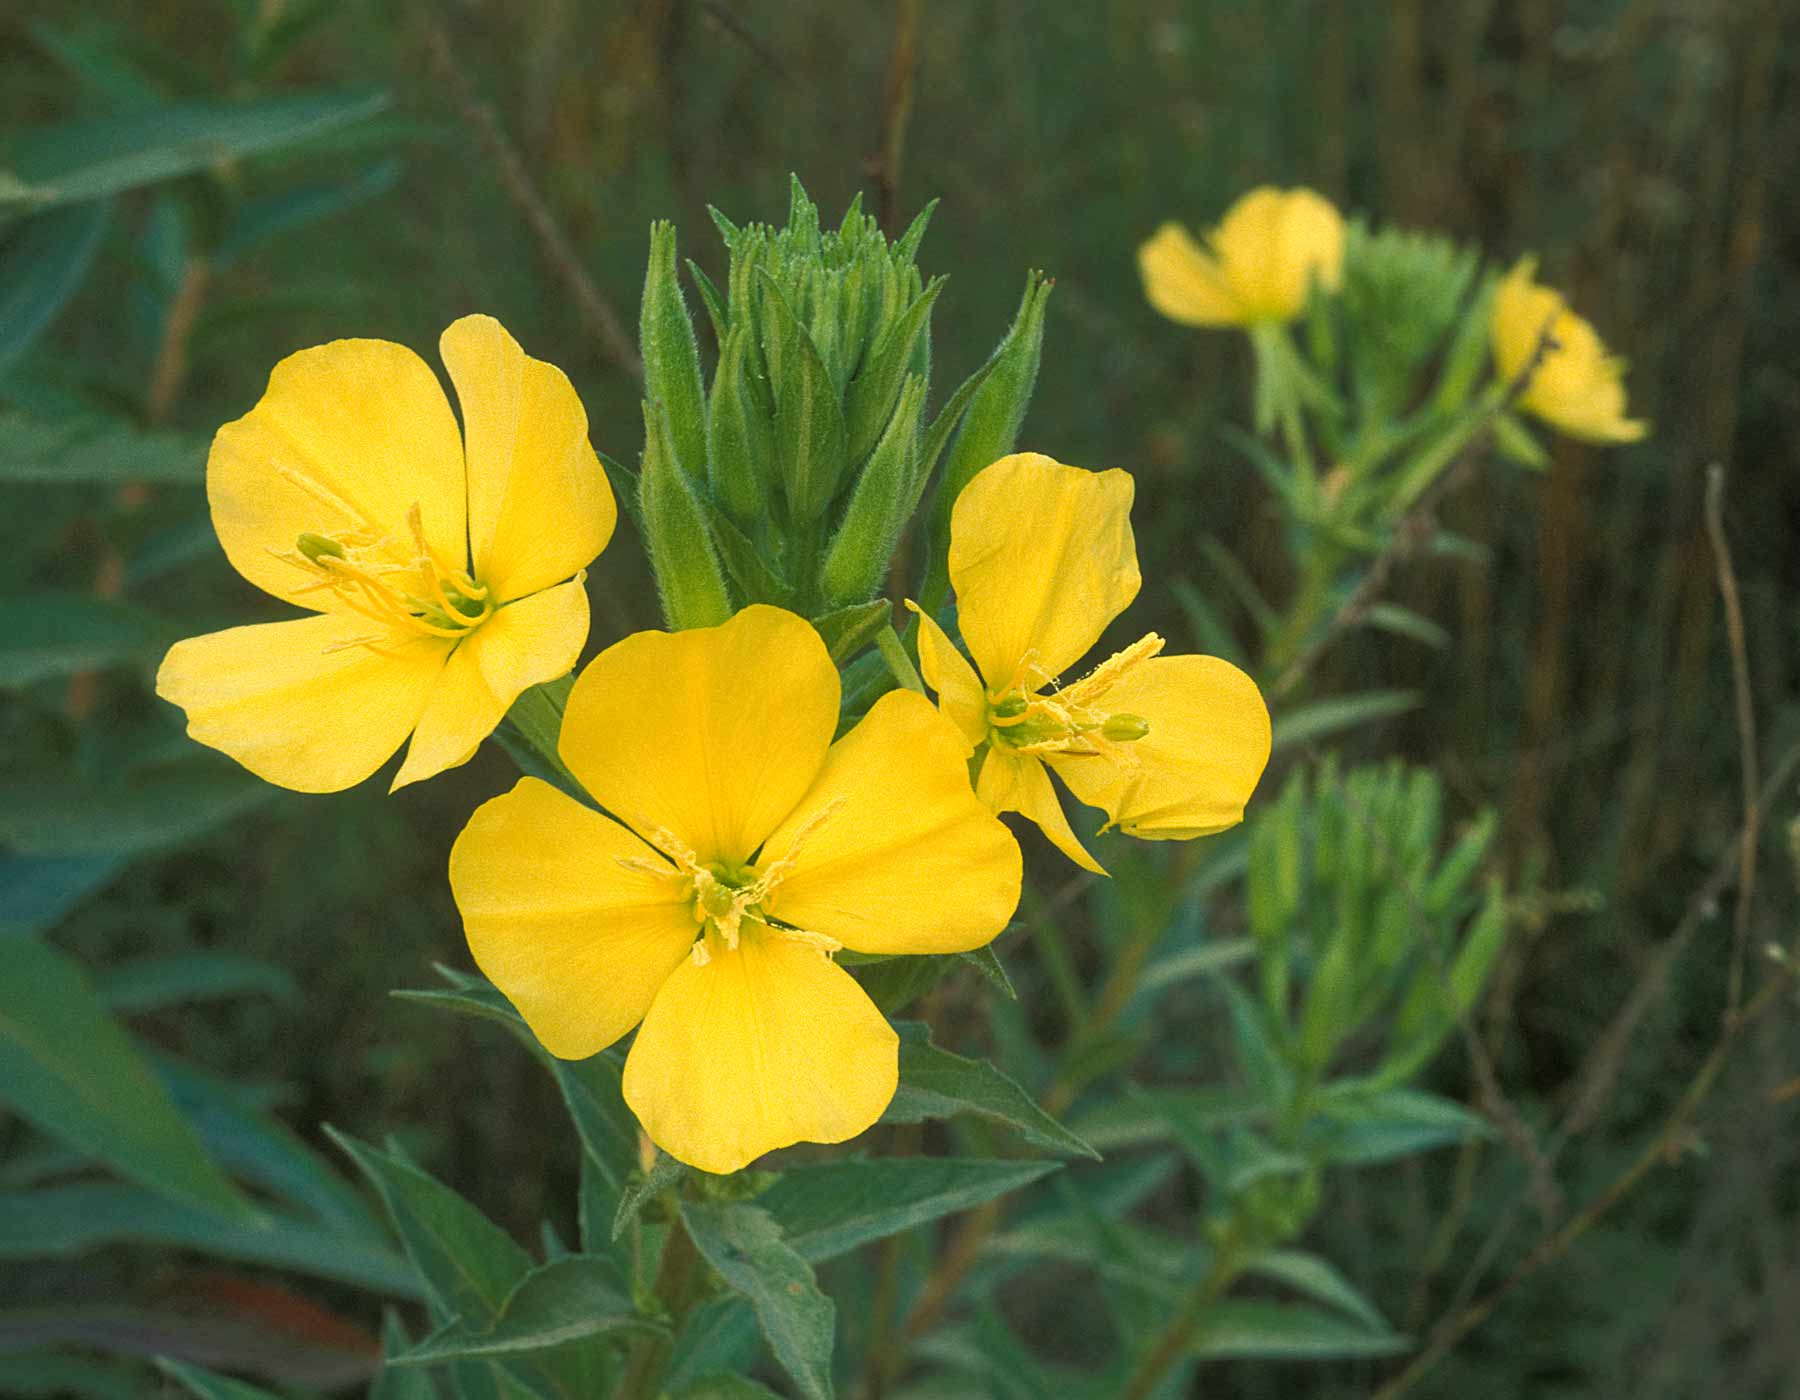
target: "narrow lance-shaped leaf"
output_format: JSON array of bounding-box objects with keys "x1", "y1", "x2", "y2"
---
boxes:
[
  {"x1": 680, "y1": 1201, "x2": 836, "y2": 1400},
  {"x1": 394, "y1": 1256, "x2": 662, "y2": 1365},
  {"x1": 642, "y1": 221, "x2": 709, "y2": 482},
  {"x1": 757, "y1": 1157, "x2": 1060, "y2": 1263},
  {"x1": 880, "y1": 1021, "x2": 1099, "y2": 1160},
  {"x1": 0, "y1": 938, "x2": 247, "y2": 1217},
  {"x1": 0, "y1": 201, "x2": 110, "y2": 370},
  {"x1": 638, "y1": 400, "x2": 732, "y2": 630}
]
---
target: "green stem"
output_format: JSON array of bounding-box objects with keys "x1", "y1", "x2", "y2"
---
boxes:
[
  {"x1": 876, "y1": 622, "x2": 927, "y2": 694},
  {"x1": 1262, "y1": 544, "x2": 1340, "y2": 683},
  {"x1": 1119, "y1": 1227, "x2": 1248, "y2": 1400},
  {"x1": 618, "y1": 1195, "x2": 707, "y2": 1400}
]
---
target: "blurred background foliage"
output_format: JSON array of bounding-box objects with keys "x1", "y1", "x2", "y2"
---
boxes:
[{"x1": 2, "y1": 0, "x2": 1797, "y2": 1396}]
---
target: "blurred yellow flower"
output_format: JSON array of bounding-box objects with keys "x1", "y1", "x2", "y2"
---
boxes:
[
  {"x1": 1491, "y1": 260, "x2": 1647, "y2": 444},
  {"x1": 1138, "y1": 186, "x2": 1345, "y2": 328},
  {"x1": 448, "y1": 605, "x2": 1022, "y2": 1175},
  {"x1": 157, "y1": 316, "x2": 614, "y2": 793},
  {"x1": 909, "y1": 454, "x2": 1271, "y2": 874}
]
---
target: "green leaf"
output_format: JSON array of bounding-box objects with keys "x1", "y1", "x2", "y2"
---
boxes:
[
  {"x1": 679, "y1": 1201, "x2": 835, "y2": 1400},
  {"x1": 1136, "y1": 938, "x2": 1257, "y2": 1000},
  {"x1": 0, "y1": 593, "x2": 171, "y2": 689},
  {"x1": 1271, "y1": 690, "x2": 1420, "y2": 752},
  {"x1": 0, "y1": 1349, "x2": 142, "y2": 1400},
  {"x1": 154, "y1": 1359, "x2": 283, "y2": 1400},
  {"x1": 0, "y1": 201, "x2": 110, "y2": 371},
  {"x1": 612, "y1": 1152, "x2": 686, "y2": 1242},
  {"x1": 96, "y1": 951, "x2": 298, "y2": 1012},
  {"x1": 372, "y1": 1311, "x2": 438, "y2": 1400},
  {"x1": 0, "y1": 766, "x2": 271, "y2": 856},
  {"x1": 1243, "y1": 1249, "x2": 1392, "y2": 1333},
  {"x1": 153, "y1": 1056, "x2": 377, "y2": 1234},
  {"x1": 7, "y1": 88, "x2": 389, "y2": 208},
  {"x1": 1308, "y1": 1086, "x2": 1490, "y2": 1166},
  {"x1": 956, "y1": 944, "x2": 1017, "y2": 999},
  {"x1": 0, "y1": 412, "x2": 205, "y2": 484},
  {"x1": 0, "y1": 1182, "x2": 418, "y2": 1295},
  {"x1": 881, "y1": 1022, "x2": 1099, "y2": 1160},
  {"x1": 215, "y1": 158, "x2": 401, "y2": 264},
  {"x1": 1069, "y1": 1088, "x2": 1262, "y2": 1154},
  {"x1": 0, "y1": 852, "x2": 124, "y2": 939},
  {"x1": 396, "y1": 1256, "x2": 661, "y2": 1364},
  {"x1": 672, "y1": 1376, "x2": 786, "y2": 1400},
  {"x1": 664, "y1": 1297, "x2": 762, "y2": 1395},
  {"x1": 1190, "y1": 1300, "x2": 1408, "y2": 1360},
  {"x1": 0, "y1": 939, "x2": 245, "y2": 1216},
  {"x1": 327, "y1": 1129, "x2": 532, "y2": 1321},
  {"x1": 758, "y1": 1157, "x2": 1058, "y2": 1263},
  {"x1": 810, "y1": 598, "x2": 891, "y2": 664}
]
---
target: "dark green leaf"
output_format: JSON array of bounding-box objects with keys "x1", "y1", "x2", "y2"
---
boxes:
[
  {"x1": 758, "y1": 1157, "x2": 1058, "y2": 1263},
  {"x1": 680, "y1": 1201, "x2": 835, "y2": 1400},
  {"x1": 0, "y1": 412, "x2": 205, "y2": 484},
  {"x1": 327, "y1": 1129, "x2": 531, "y2": 1320},
  {"x1": 0, "y1": 939, "x2": 245, "y2": 1216},
  {"x1": 664, "y1": 1297, "x2": 761, "y2": 1395},
  {"x1": 0, "y1": 852, "x2": 124, "y2": 939},
  {"x1": 8, "y1": 89, "x2": 389, "y2": 207},
  {"x1": 397, "y1": 1256, "x2": 660, "y2": 1364},
  {"x1": 881, "y1": 1022, "x2": 1099, "y2": 1160},
  {"x1": 1308, "y1": 1086, "x2": 1490, "y2": 1165},
  {"x1": 372, "y1": 1311, "x2": 438, "y2": 1400},
  {"x1": 1243, "y1": 1249, "x2": 1391, "y2": 1332},
  {"x1": 0, "y1": 767, "x2": 271, "y2": 856},
  {"x1": 154, "y1": 1359, "x2": 283, "y2": 1400},
  {"x1": 810, "y1": 598, "x2": 891, "y2": 664},
  {"x1": 0, "y1": 1182, "x2": 417, "y2": 1295},
  {"x1": 0, "y1": 202, "x2": 109, "y2": 370},
  {"x1": 612, "y1": 1152, "x2": 686, "y2": 1242},
  {"x1": 1191, "y1": 1300, "x2": 1408, "y2": 1360},
  {"x1": 0, "y1": 593, "x2": 170, "y2": 689},
  {"x1": 1271, "y1": 691, "x2": 1420, "y2": 752},
  {"x1": 956, "y1": 944, "x2": 1016, "y2": 999},
  {"x1": 672, "y1": 1376, "x2": 786, "y2": 1400},
  {"x1": 97, "y1": 951, "x2": 298, "y2": 1012}
]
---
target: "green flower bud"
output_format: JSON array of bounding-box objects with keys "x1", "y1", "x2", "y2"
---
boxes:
[
  {"x1": 707, "y1": 322, "x2": 778, "y2": 521},
  {"x1": 819, "y1": 375, "x2": 926, "y2": 606},
  {"x1": 637, "y1": 400, "x2": 731, "y2": 630},
  {"x1": 640, "y1": 222, "x2": 708, "y2": 483}
]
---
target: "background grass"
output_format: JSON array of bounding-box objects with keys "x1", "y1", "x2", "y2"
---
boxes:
[{"x1": 4, "y1": 1, "x2": 1798, "y2": 1395}]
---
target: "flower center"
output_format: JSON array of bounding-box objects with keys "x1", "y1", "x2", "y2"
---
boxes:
[
  {"x1": 987, "y1": 632, "x2": 1161, "y2": 759},
  {"x1": 612, "y1": 807, "x2": 848, "y2": 967},
  {"x1": 275, "y1": 502, "x2": 493, "y2": 645}
]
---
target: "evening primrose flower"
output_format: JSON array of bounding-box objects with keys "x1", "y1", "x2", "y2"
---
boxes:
[
  {"x1": 448, "y1": 605, "x2": 1021, "y2": 1175},
  {"x1": 157, "y1": 316, "x2": 615, "y2": 792},
  {"x1": 1491, "y1": 259, "x2": 1647, "y2": 444},
  {"x1": 909, "y1": 454, "x2": 1271, "y2": 874},
  {"x1": 1138, "y1": 186, "x2": 1345, "y2": 328}
]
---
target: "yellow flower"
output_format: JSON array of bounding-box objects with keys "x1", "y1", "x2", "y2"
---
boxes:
[
  {"x1": 1490, "y1": 259, "x2": 1647, "y2": 445},
  {"x1": 909, "y1": 454, "x2": 1271, "y2": 874},
  {"x1": 1138, "y1": 186, "x2": 1345, "y2": 328},
  {"x1": 156, "y1": 316, "x2": 615, "y2": 792},
  {"x1": 447, "y1": 605, "x2": 1022, "y2": 1175}
]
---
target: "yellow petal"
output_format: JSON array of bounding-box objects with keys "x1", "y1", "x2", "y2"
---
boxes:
[
  {"x1": 559, "y1": 605, "x2": 838, "y2": 864},
  {"x1": 1137, "y1": 222, "x2": 1242, "y2": 326},
  {"x1": 1492, "y1": 263, "x2": 1647, "y2": 444},
  {"x1": 449, "y1": 776, "x2": 697, "y2": 1060},
  {"x1": 208, "y1": 339, "x2": 467, "y2": 609},
  {"x1": 439, "y1": 315, "x2": 616, "y2": 601},
  {"x1": 1046, "y1": 653, "x2": 1271, "y2": 839},
  {"x1": 949, "y1": 453, "x2": 1140, "y2": 687},
  {"x1": 758, "y1": 691, "x2": 1021, "y2": 956},
  {"x1": 156, "y1": 615, "x2": 448, "y2": 793},
  {"x1": 391, "y1": 578, "x2": 591, "y2": 791},
  {"x1": 623, "y1": 932, "x2": 898, "y2": 1174},
  {"x1": 905, "y1": 601, "x2": 986, "y2": 751},
  {"x1": 976, "y1": 746, "x2": 1106, "y2": 875},
  {"x1": 1211, "y1": 187, "x2": 1344, "y2": 323}
]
